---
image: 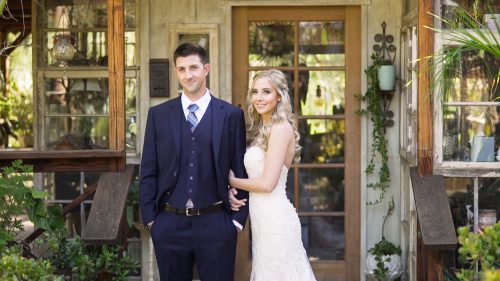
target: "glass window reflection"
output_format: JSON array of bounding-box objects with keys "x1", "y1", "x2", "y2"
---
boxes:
[
  {"x1": 299, "y1": 21, "x2": 345, "y2": 67},
  {"x1": 248, "y1": 22, "x2": 294, "y2": 67},
  {"x1": 299, "y1": 168, "x2": 345, "y2": 212},
  {"x1": 299, "y1": 71, "x2": 345, "y2": 116},
  {"x1": 300, "y1": 216, "x2": 344, "y2": 261},
  {"x1": 299, "y1": 119, "x2": 345, "y2": 163}
]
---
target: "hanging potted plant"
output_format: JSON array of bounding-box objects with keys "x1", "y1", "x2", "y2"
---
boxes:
[
  {"x1": 365, "y1": 199, "x2": 403, "y2": 281},
  {"x1": 378, "y1": 59, "x2": 396, "y2": 91}
]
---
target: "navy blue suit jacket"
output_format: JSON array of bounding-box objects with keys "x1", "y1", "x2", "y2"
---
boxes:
[{"x1": 139, "y1": 95, "x2": 249, "y2": 227}]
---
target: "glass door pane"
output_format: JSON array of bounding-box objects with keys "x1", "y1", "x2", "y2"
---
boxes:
[{"x1": 247, "y1": 19, "x2": 346, "y2": 262}]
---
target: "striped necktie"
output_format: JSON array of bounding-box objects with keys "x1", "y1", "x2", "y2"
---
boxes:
[{"x1": 187, "y1": 103, "x2": 199, "y2": 132}]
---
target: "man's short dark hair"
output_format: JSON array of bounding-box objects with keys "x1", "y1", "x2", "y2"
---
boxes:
[{"x1": 173, "y1": 43, "x2": 209, "y2": 65}]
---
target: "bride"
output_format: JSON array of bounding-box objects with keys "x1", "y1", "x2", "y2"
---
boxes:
[{"x1": 228, "y1": 69, "x2": 316, "y2": 281}]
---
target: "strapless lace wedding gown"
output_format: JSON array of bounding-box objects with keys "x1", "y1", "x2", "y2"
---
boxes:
[{"x1": 244, "y1": 146, "x2": 316, "y2": 281}]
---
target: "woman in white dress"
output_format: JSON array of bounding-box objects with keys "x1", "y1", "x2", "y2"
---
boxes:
[{"x1": 228, "y1": 69, "x2": 316, "y2": 281}]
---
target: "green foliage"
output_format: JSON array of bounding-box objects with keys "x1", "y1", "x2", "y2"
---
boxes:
[
  {"x1": 358, "y1": 53, "x2": 391, "y2": 205},
  {"x1": 0, "y1": 161, "x2": 139, "y2": 280},
  {"x1": 368, "y1": 239, "x2": 401, "y2": 281},
  {"x1": 0, "y1": 246, "x2": 63, "y2": 281},
  {"x1": 427, "y1": 6, "x2": 500, "y2": 103},
  {"x1": 0, "y1": 160, "x2": 64, "y2": 252},
  {"x1": 0, "y1": 0, "x2": 6, "y2": 16},
  {"x1": 455, "y1": 222, "x2": 500, "y2": 281},
  {"x1": 126, "y1": 181, "x2": 139, "y2": 228},
  {"x1": 45, "y1": 229, "x2": 139, "y2": 281},
  {"x1": 368, "y1": 238, "x2": 402, "y2": 257}
]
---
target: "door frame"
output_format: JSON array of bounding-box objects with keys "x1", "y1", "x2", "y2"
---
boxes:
[{"x1": 230, "y1": 6, "x2": 361, "y2": 281}]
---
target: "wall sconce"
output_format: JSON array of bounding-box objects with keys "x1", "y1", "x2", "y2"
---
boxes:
[{"x1": 373, "y1": 22, "x2": 397, "y2": 131}]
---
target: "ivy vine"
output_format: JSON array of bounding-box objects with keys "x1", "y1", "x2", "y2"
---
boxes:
[{"x1": 358, "y1": 53, "x2": 391, "y2": 205}]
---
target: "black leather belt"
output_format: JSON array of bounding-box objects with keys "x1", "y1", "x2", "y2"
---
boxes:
[{"x1": 163, "y1": 202, "x2": 224, "y2": 216}]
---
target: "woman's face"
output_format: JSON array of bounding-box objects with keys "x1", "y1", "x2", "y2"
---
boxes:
[{"x1": 250, "y1": 77, "x2": 280, "y2": 123}]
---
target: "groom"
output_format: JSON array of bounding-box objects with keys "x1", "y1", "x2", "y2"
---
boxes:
[{"x1": 139, "y1": 43, "x2": 249, "y2": 281}]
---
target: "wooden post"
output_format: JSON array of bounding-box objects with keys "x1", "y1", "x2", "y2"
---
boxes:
[
  {"x1": 418, "y1": 0, "x2": 434, "y2": 175},
  {"x1": 108, "y1": 0, "x2": 125, "y2": 171}
]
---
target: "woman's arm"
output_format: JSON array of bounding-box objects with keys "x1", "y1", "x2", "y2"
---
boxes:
[{"x1": 229, "y1": 122, "x2": 293, "y2": 193}]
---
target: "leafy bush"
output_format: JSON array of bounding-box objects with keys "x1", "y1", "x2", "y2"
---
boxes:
[
  {"x1": 456, "y1": 222, "x2": 500, "y2": 281},
  {"x1": 0, "y1": 160, "x2": 139, "y2": 280},
  {"x1": 0, "y1": 160, "x2": 64, "y2": 253},
  {"x1": 0, "y1": 247, "x2": 62, "y2": 281}
]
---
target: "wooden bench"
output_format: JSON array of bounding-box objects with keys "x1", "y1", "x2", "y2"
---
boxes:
[{"x1": 83, "y1": 165, "x2": 135, "y2": 244}]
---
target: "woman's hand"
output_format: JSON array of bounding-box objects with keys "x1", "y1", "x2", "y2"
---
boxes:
[{"x1": 228, "y1": 187, "x2": 247, "y2": 211}]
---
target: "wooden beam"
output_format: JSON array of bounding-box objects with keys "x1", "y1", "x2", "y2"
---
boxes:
[
  {"x1": 0, "y1": 150, "x2": 124, "y2": 172},
  {"x1": 82, "y1": 165, "x2": 134, "y2": 244},
  {"x1": 417, "y1": 0, "x2": 434, "y2": 175},
  {"x1": 107, "y1": 0, "x2": 125, "y2": 171}
]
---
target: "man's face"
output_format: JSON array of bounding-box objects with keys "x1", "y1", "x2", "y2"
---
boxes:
[{"x1": 175, "y1": 55, "x2": 210, "y2": 97}]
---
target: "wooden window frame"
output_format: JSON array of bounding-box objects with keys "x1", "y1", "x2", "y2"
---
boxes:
[
  {"x1": 400, "y1": 25, "x2": 418, "y2": 166},
  {"x1": 0, "y1": 0, "x2": 125, "y2": 172},
  {"x1": 432, "y1": 1, "x2": 500, "y2": 177}
]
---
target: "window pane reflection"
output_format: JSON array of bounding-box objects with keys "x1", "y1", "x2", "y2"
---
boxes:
[
  {"x1": 44, "y1": 116, "x2": 109, "y2": 150},
  {"x1": 45, "y1": 78, "x2": 109, "y2": 114},
  {"x1": 125, "y1": 32, "x2": 137, "y2": 66},
  {"x1": 126, "y1": 116, "x2": 137, "y2": 150},
  {"x1": 299, "y1": 119, "x2": 345, "y2": 163},
  {"x1": 445, "y1": 177, "x2": 500, "y2": 229},
  {"x1": 299, "y1": 168, "x2": 344, "y2": 212},
  {"x1": 45, "y1": 31, "x2": 108, "y2": 67},
  {"x1": 442, "y1": 49, "x2": 500, "y2": 103},
  {"x1": 301, "y1": 216, "x2": 344, "y2": 261},
  {"x1": 43, "y1": 172, "x2": 99, "y2": 237},
  {"x1": 44, "y1": 2, "x2": 107, "y2": 29},
  {"x1": 299, "y1": 71, "x2": 345, "y2": 116},
  {"x1": 249, "y1": 22, "x2": 294, "y2": 67},
  {"x1": 299, "y1": 21, "x2": 345, "y2": 67},
  {"x1": 442, "y1": 105, "x2": 500, "y2": 161}
]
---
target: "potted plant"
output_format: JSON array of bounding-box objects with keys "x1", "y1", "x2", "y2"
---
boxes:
[
  {"x1": 378, "y1": 59, "x2": 396, "y2": 91},
  {"x1": 365, "y1": 199, "x2": 403, "y2": 281}
]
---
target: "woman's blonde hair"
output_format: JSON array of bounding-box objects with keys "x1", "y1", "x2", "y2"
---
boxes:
[{"x1": 246, "y1": 69, "x2": 301, "y2": 162}]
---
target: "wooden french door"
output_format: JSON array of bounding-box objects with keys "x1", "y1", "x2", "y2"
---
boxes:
[{"x1": 232, "y1": 6, "x2": 361, "y2": 281}]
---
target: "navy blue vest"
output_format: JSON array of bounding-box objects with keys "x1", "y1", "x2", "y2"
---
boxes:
[{"x1": 167, "y1": 102, "x2": 220, "y2": 208}]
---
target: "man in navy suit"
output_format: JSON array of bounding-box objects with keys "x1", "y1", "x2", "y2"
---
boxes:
[{"x1": 139, "y1": 43, "x2": 249, "y2": 281}]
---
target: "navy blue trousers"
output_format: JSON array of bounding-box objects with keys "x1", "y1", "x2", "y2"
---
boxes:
[{"x1": 150, "y1": 210, "x2": 238, "y2": 281}]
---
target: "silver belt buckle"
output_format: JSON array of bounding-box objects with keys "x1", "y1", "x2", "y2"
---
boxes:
[{"x1": 186, "y1": 207, "x2": 194, "y2": 216}]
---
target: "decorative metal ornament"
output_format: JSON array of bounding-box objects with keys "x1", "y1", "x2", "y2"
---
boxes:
[{"x1": 373, "y1": 22, "x2": 396, "y2": 64}]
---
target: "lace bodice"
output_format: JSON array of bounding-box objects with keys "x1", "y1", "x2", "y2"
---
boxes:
[{"x1": 244, "y1": 146, "x2": 288, "y2": 194}]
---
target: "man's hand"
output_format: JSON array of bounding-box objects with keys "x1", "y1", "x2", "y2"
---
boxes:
[{"x1": 228, "y1": 187, "x2": 247, "y2": 211}]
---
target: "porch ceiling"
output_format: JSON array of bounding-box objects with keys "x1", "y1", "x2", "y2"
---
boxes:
[{"x1": 1, "y1": 0, "x2": 32, "y2": 33}]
